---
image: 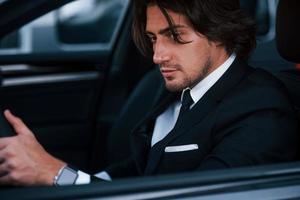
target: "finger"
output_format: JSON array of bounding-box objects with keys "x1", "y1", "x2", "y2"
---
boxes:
[
  {"x1": 0, "y1": 157, "x2": 4, "y2": 164},
  {"x1": 0, "y1": 173, "x2": 13, "y2": 186},
  {"x1": 4, "y1": 110, "x2": 20, "y2": 127},
  {"x1": 0, "y1": 147, "x2": 7, "y2": 164},
  {"x1": 4, "y1": 110, "x2": 31, "y2": 136},
  {"x1": 0, "y1": 165, "x2": 8, "y2": 176},
  {"x1": 0, "y1": 158, "x2": 9, "y2": 177}
]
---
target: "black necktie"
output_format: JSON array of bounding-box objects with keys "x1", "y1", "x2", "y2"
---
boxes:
[{"x1": 175, "y1": 89, "x2": 194, "y2": 126}]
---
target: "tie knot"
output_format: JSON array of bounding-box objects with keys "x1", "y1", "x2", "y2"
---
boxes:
[{"x1": 181, "y1": 89, "x2": 194, "y2": 111}]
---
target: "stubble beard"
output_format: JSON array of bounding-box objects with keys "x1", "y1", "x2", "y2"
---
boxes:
[{"x1": 164, "y1": 57, "x2": 213, "y2": 92}]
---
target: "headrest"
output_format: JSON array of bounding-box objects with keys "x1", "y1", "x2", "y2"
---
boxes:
[{"x1": 276, "y1": 0, "x2": 300, "y2": 63}]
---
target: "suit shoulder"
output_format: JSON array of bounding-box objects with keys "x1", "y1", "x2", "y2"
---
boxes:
[
  {"x1": 248, "y1": 68, "x2": 286, "y2": 90},
  {"x1": 249, "y1": 68, "x2": 292, "y2": 103},
  {"x1": 224, "y1": 67, "x2": 293, "y2": 111}
]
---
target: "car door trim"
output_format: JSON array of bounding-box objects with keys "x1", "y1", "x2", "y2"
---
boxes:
[{"x1": 2, "y1": 71, "x2": 99, "y2": 87}]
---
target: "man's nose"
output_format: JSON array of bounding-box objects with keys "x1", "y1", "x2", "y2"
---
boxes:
[{"x1": 153, "y1": 42, "x2": 170, "y2": 64}]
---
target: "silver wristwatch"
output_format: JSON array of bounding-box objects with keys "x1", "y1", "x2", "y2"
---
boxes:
[{"x1": 53, "y1": 165, "x2": 78, "y2": 186}]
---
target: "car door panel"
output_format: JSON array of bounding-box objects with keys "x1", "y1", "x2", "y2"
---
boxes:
[{"x1": 0, "y1": 68, "x2": 103, "y2": 170}]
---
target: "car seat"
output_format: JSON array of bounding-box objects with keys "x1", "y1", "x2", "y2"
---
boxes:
[
  {"x1": 275, "y1": 0, "x2": 300, "y2": 158},
  {"x1": 275, "y1": 0, "x2": 300, "y2": 116},
  {"x1": 103, "y1": 67, "x2": 165, "y2": 167}
]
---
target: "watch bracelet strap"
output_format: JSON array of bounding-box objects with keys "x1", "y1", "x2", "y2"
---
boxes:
[{"x1": 53, "y1": 164, "x2": 79, "y2": 186}]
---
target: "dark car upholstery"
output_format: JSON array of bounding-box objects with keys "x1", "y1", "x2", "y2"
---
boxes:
[
  {"x1": 275, "y1": 0, "x2": 300, "y2": 158},
  {"x1": 275, "y1": 0, "x2": 300, "y2": 115},
  {"x1": 276, "y1": 0, "x2": 300, "y2": 63},
  {"x1": 103, "y1": 68, "x2": 165, "y2": 167}
]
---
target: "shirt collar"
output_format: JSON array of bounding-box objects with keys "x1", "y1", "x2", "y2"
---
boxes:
[{"x1": 181, "y1": 53, "x2": 236, "y2": 105}]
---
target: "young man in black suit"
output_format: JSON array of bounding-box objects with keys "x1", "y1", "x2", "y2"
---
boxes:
[{"x1": 0, "y1": 0, "x2": 298, "y2": 186}]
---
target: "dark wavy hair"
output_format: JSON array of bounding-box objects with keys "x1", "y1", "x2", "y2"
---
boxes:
[{"x1": 132, "y1": 0, "x2": 256, "y2": 59}]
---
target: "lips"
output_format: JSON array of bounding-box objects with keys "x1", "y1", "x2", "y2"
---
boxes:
[{"x1": 161, "y1": 68, "x2": 178, "y2": 78}]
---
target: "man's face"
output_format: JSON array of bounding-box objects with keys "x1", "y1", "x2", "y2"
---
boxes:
[{"x1": 146, "y1": 5, "x2": 229, "y2": 91}]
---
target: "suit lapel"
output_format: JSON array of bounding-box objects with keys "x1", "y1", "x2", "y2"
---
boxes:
[
  {"x1": 133, "y1": 89, "x2": 180, "y2": 134},
  {"x1": 144, "y1": 59, "x2": 253, "y2": 175},
  {"x1": 130, "y1": 84, "x2": 180, "y2": 174}
]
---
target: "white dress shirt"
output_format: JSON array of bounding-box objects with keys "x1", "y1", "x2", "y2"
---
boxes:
[{"x1": 75, "y1": 53, "x2": 236, "y2": 184}]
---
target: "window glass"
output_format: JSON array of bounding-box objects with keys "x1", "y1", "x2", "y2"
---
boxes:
[
  {"x1": 0, "y1": 31, "x2": 20, "y2": 49},
  {"x1": 240, "y1": 0, "x2": 278, "y2": 36},
  {"x1": 0, "y1": 0, "x2": 129, "y2": 56},
  {"x1": 57, "y1": 0, "x2": 128, "y2": 44}
]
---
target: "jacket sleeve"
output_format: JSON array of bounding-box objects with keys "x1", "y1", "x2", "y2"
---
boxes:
[{"x1": 104, "y1": 157, "x2": 140, "y2": 179}]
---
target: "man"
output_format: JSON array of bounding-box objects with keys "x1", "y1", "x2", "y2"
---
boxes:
[{"x1": 0, "y1": 0, "x2": 298, "y2": 186}]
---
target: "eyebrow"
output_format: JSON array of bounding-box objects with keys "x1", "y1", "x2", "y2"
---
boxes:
[{"x1": 146, "y1": 25, "x2": 188, "y2": 35}]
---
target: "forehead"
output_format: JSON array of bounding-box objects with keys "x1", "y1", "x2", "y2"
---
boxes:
[{"x1": 146, "y1": 5, "x2": 191, "y2": 32}]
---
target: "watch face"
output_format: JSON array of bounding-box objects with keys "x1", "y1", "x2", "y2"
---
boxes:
[{"x1": 57, "y1": 167, "x2": 78, "y2": 186}]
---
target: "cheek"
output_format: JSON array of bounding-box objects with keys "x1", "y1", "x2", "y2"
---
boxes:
[
  {"x1": 180, "y1": 56, "x2": 203, "y2": 75},
  {"x1": 178, "y1": 44, "x2": 208, "y2": 65}
]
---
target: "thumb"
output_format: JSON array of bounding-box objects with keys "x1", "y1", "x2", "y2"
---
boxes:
[{"x1": 4, "y1": 109, "x2": 32, "y2": 136}]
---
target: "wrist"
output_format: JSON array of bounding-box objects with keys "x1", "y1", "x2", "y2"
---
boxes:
[
  {"x1": 39, "y1": 159, "x2": 66, "y2": 186},
  {"x1": 52, "y1": 163, "x2": 67, "y2": 186}
]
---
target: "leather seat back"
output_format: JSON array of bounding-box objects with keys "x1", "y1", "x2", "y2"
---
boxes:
[
  {"x1": 104, "y1": 68, "x2": 164, "y2": 166},
  {"x1": 275, "y1": 0, "x2": 300, "y2": 114},
  {"x1": 275, "y1": 0, "x2": 300, "y2": 158}
]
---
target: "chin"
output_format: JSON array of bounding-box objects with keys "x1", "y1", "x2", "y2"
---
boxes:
[{"x1": 165, "y1": 81, "x2": 186, "y2": 92}]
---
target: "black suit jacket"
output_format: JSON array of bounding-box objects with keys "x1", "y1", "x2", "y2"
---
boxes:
[{"x1": 105, "y1": 59, "x2": 299, "y2": 178}]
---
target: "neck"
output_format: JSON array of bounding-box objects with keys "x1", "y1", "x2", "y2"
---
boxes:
[{"x1": 208, "y1": 48, "x2": 230, "y2": 75}]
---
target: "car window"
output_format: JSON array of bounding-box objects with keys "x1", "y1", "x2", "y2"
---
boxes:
[
  {"x1": 0, "y1": 0, "x2": 129, "y2": 61},
  {"x1": 240, "y1": 0, "x2": 279, "y2": 39},
  {"x1": 240, "y1": 0, "x2": 293, "y2": 71},
  {"x1": 57, "y1": 0, "x2": 126, "y2": 44}
]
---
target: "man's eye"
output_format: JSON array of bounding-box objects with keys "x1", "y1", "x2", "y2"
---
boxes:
[
  {"x1": 150, "y1": 37, "x2": 156, "y2": 43},
  {"x1": 166, "y1": 32, "x2": 180, "y2": 41},
  {"x1": 148, "y1": 36, "x2": 156, "y2": 43}
]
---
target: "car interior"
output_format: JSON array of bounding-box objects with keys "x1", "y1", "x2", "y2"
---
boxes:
[
  {"x1": 275, "y1": 0, "x2": 300, "y2": 124},
  {"x1": 1, "y1": 0, "x2": 300, "y2": 199}
]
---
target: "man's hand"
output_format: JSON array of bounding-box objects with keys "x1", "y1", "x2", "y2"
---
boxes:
[{"x1": 0, "y1": 110, "x2": 66, "y2": 186}]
